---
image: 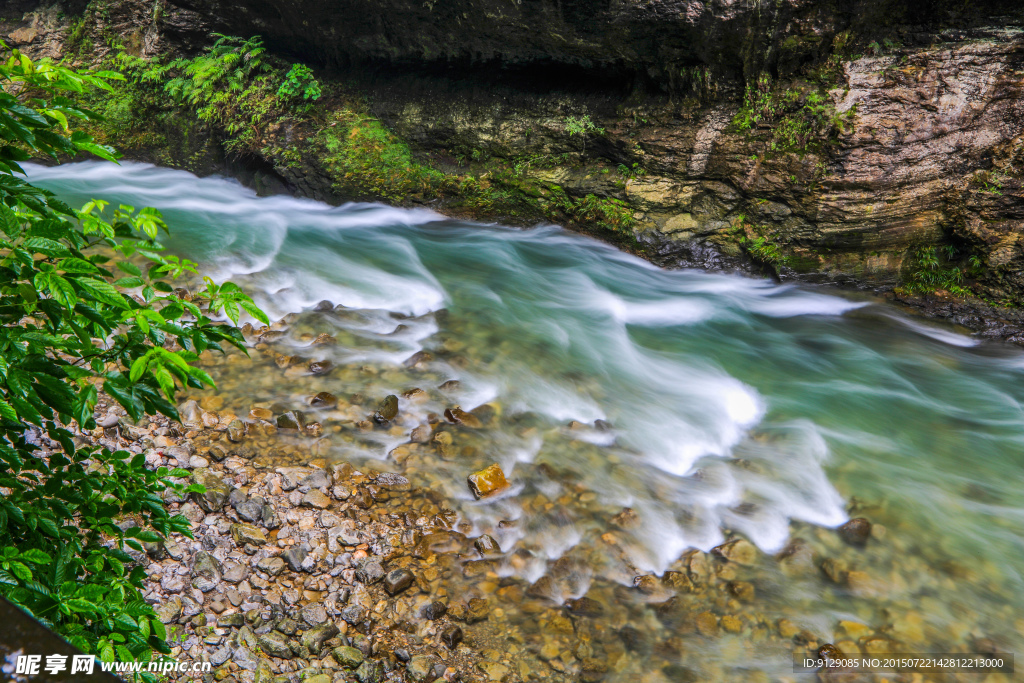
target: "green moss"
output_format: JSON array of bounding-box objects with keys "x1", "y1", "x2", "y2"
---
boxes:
[{"x1": 314, "y1": 113, "x2": 446, "y2": 203}]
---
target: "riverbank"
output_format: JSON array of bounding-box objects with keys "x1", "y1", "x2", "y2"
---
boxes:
[{"x1": 6, "y1": 2, "x2": 1024, "y2": 343}]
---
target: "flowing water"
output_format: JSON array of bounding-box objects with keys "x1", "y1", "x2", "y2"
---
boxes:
[{"x1": 29, "y1": 162, "x2": 1024, "y2": 681}]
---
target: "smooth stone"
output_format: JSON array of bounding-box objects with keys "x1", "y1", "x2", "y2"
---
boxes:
[
  {"x1": 474, "y1": 534, "x2": 500, "y2": 556},
  {"x1": 711, "y1": 537, "x2": 757, "y2": 565},
  {"x1": 441, "y1": 625, "x2": 463, "y2": 649},
  {"x1": 467, "y1": 464, "x2": 509, "y2": 499},
  {"x1": 309, "y1": 360, "x2": 334, "y2": 375},
  {"x1": 302, "y1": 489, "x2": 332, "y2": 509},
  {"x1": 310, "y1": 391, "x2": 338, "y2": 408},
  {"x1": 382, "y1": 568, "x2": 415, "y2": 596},
  {"x1": 372, "y1": 395, "x2": 399, "y2": 424},
  {"x1": 333, "y1": 646, "x2": 364, "y2": 669},
  {"x1": 422, "y1": 600, "x2": 447, "y2": 620},
  {"x1": 839, "y1": 518, "x2": 872, "y2": 546}
]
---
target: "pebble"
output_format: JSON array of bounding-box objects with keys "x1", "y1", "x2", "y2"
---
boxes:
[{"x1": 383, "y1": 568, "x2": 415, "y2": 595}]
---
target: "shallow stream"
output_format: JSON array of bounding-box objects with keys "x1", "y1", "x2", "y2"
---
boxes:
[{"x1": 29, "y1": 162, "x2": 1024, "y2": 682}]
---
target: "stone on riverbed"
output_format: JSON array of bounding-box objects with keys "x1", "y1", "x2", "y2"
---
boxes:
[
  {"x1": 441, "y1": 625, "x2": 463, "y2": 649},
  {"x1": 839, "y1": 518, "x2": 872, "y2": 546},
  {"x1": 301, "y1": 489, "x2": 332, "y2": 509},
  {"x1": 355, "y1": 558, "x2": 384, "y2": 584},
  {"x1": 711, "y1": 538, "x2": 757, "y2": 565},
  {"x1": 467, "y1": 464, "x2": 509, "y2": 499},
  {"x1": 372, "y1": 394, "x2": 399, "y2": 424},
  {"x1": 383, "y1": 568, "x2": 415, "y2": 595},
  {"x1": 406, "y1": 655, "x2": 438, "y2": 683},
  {"x1": 301, "y1": 623, "x2": 339, "y2": 654},
  {"x1": 282, "y1": 544, "x2": 310, "y2": 572},
  {"x1": 178, "y1": 399, "x2": 203, "y2": 428},
  {"x1": 276, "y1": 411, "x2": 305, "y2": 430},
  {"x1": 256, "y1": 631, "x2": 293, "y2": 659},
  {"x1": 444, "y1": 406, "x2": 482, "y2": 428},
  {"x1": 333, "y1": 646, "x2": 364, "y2": 668},
  {"x1": 231, "y1": 523, "x2": 268, "y2": 546},
  {"x1": 474, "y1": 534, "x2": 500, "y2": 556},
  {"x1": 309, "y1": 360, "x2": 333, "y2": 375},
  {"x1": 190, "y1": 551, "x2": 222, "y2": 592},
  {"x1": 193, "y1": 470, "x2": 231, "y2": 512},
  {"x1": 227, "y1": 419, "x2": 246, "y2": 442},
  {"x1": 257, "y1": 556, "x2": 286, "y2": 576},
  {"x1": 310, "y1": 391, "x2": 337, "y2": 408}
]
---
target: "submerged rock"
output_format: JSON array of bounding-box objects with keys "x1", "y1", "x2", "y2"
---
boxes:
[
  {"x1": 276, "y1": 411, "x2": 305, "y2": 430},
  {"x1": 444, "y1": 406, "x2": 482, "y2": 428},
  {"x1": 372, "y1": 394, "x2": 399, "y2": 424},
  {"x1": 310, "y1": 391, "x2": 338, "y2": 408},
  {"x1": 839, "y1": 518, "x2": 872, "y2": 546},
  {"x1": 467, "y1": 464, "x2": 509, "y2": 499},
  {"x1": 308, "y1": 360, "x2": 333, "y2": 375},
  {"x1": 711, "y1": 538, "x2": 757, "y2": 565}
]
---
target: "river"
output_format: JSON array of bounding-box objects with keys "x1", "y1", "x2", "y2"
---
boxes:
[{"x1": 28, "y1": 161, "x2": 1024, "y2": 681}]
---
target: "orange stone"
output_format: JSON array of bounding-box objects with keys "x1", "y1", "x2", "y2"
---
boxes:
[{"x1": 467, "y1": 464, "x2": 509, "y2": 499}]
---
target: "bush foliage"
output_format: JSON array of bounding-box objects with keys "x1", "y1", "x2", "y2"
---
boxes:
[{"x1": 0, "y1": 42, "x2": 265, "y2": 671}]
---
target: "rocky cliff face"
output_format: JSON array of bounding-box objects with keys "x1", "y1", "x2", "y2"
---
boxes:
[
  {"x1": 170, "y1": 0, "x2": 1018, "y2": 88},
  {"x1": 5, "y1": 0, "x2": 1024, "y2": 324}
]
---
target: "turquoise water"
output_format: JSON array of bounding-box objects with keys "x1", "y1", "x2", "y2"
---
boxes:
[{"x1": 29, "y1": 161, "x2": 1024, "y2": 680}]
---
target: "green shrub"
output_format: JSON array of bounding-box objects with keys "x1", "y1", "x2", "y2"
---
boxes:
[
  {"x1": 278, "y1": 63, "x2": 322, "y2": 102},
  {"x1": 0, "y1": 43, "x2": 265, "y2": 673}
]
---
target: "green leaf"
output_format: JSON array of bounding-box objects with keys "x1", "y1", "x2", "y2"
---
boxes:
[
  {"x1": 0, "y1": 398, "x2": 17, "y2": 423},
  {"x1": 37, "y1": 516, "x2": 60, "y2": 538},
  {"x1": 57, "y1": 257, "x2": 101, "y2": 274},
  {"x1": 75, "y1": 277, "x2": 129, "y2": 309},
  {"x1": 239, "y1": 298, "x2": 269, "y2": 325},
  {"x1": 18, "y1": 548, "x2": 51, "y2": 564},
  {"x1": 45, "y1": 273, "x2": 78, "y2": 308},
  {"x1": 8, "y1": 561, "x2": 31, "y2": 581},
  {"x1": 116, "y1": 261, "x2": 143, "y2": 276}
]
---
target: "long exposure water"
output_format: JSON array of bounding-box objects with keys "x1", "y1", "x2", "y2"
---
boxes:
[{"x1": 29, "y1": 162, "x2": 1024, "y2": 681}]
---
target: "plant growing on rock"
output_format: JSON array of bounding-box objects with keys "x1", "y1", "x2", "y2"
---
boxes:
[
  {"x1": 277, "y1": 63, "x2": 322, "y2": 103},
  {"x1": 565, "y1": 114, "x2": 605, "y2": 156},
  {"x1": 0, "y1": 44, "x2": 265, "y2": 671}
]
